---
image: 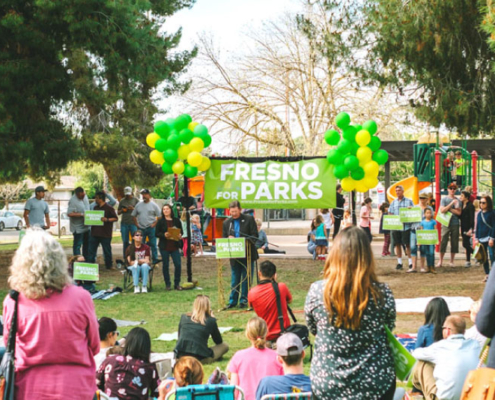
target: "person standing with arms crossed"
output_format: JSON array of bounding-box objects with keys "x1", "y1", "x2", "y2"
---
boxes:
[
  {"x1": 118, "y1": 186, "x2": 139, "y2": 258},
  {"x1": 132, "y1": 189, "x2": 161, "y2": 265}
]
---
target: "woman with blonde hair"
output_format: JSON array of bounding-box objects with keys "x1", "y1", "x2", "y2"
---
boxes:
[
  {"x1": 3, "y1": 228, "x2": 99, "y2": 400},
  {"x1": 175, "y1": 295, "x2": 228, "y2": 363},
  {"x1": 228, "y1": 317, "x2": 283, "y2": 400},
  {"x1": 305, "y1": 226, "x2": 396, "y2": 400}
]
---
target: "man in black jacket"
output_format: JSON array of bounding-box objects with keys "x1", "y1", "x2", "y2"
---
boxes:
[
  {"x1": 222, "y1": 200, "x2": 259, "y2": 309},
  {"x1": 332, "y1": 184, "x2": 346, "y2": 239}
]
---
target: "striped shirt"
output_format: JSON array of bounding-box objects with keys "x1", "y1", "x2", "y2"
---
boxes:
[{"x1": 389, "y1": 196, "x2": 414, "y2": 230}]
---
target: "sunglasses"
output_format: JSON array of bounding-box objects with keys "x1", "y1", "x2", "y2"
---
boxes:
[
  {"x1": 480, "y1": 201, "x2": 487, "y2": 204},
  {"x1": 134, "y1": 233, "x2": 142, "y2": 237}
]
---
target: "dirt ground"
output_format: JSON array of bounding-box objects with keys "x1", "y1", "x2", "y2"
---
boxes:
[{"x1": 0, "y1": 250, "x2": 486, "y2": 334}]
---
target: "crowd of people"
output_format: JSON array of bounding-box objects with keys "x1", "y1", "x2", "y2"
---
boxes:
[{"x1": 3, "y1": 226, "x2": 494, "y2": 400}]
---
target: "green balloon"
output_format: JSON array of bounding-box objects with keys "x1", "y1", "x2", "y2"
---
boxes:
[
  {"x1": 324, "y1": 130, "x2": 340, "y2": 146},
  {"x1": 363, "y1": 120, "x2": 378, "y2": 135},
  {"x1": 342, "y1": 126, "x2": 357, "y2": 142},
  {"x1": 173, "y1": 116, "x2": 189, "y2": 131},
  {"x1": 333, "y1": 164, "x2": 349, "y2": 179},
  {"x1": 181, "y1": 114, "x2": 193, "y2": 124},
  {"x1": 335, "y1": 112, "x2": 351, "y2": 129},
  {"x1": 350, "y1": 142, "x2": 360, "y2": 156},
  {"x1": 373, "y1": 149, "x2": 389, "y2": 165},
  {"x1": 154, "y1": 121, "x2": 170, "y2": 138},
  {"x1": 327, "y1": 149, "x2": 344, "y2": 165},
  {"x1": 343, "y1": 155, "x2": 359, "y2": 171},
  {"x1": 161, "y1": 162, "x2": 174, "y2": 174},
  {"x1": 354, "y1": 124, "x2": 362, "y2": 132},
  {"x1": 167, "y1": 134, "x2": 181, "y2": 150},
  {"x1": 155, "y1": 138, "x2": 168, "y2": 152},
  {"x1": 202, "y1": 133, "x2": 212, "y2": 148},
  {"x1": 164, "y1": 148, "x2": 178, "y2": 164},
  {"x1": 184, "y1": 164, "x2": 198, "y2": 178},
  {"x1": 179, "y1": 128, "x2": 194, "y2": 144},
  {"x1": 368, "y1": 136, "x2": 382, "y2": 152},
  {"x1": 337, "y1": 139, "x2": 352, "y2": 154},
  {"x1": 351, "y1": 167, "x2": 365, "y2": 180},
  {"x1": 194, "y1": 124, "x2": 208, "y2": 137},
  {"x1": 165, "y1": 118, "x2": 176, "y2": 129}
]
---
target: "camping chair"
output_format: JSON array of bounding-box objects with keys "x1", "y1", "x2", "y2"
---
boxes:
[
  {"x1": 122, "y1": 259, "x2": 158, "y2": 292},
  {"x1": 165, "y1": 384, "x2": 245, "y2": 400},
  {"x1": 260, "y1": 393, "x2": 312, "y2": 400}
]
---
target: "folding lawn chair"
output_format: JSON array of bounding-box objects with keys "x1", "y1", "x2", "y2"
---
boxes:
[
  {"x1": 165, "y1": 384, "x2": 245, "y2": 400},
  {"x1": 260, "y1": 392, "x2": 312, "y2": 400},
  {"x1": 122, "y1": 259, "x2": 158, "y2": 292}
]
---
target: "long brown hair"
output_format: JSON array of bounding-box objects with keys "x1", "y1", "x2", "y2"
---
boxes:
[{"x1": 323, "y1": 226, "x2": 381, "y2": 330}]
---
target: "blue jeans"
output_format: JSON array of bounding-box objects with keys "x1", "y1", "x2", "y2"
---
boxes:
[
  {"x1": 420, "y1": 245, "x2": 435, "y2": 266},
  {"x1": 73, "y1": 231, "x2": 89, "y2": 260},
  {"x1": 128, "y1": 263, "x2": 150, "y2": 286},
  {"x1": 121, "y1": 223, "x2": 137, "y2": 258},
  {"x1": 410, "y1": 230, "x2": 419, "y2": 257},
  {"x1": 141, "y1": 226, "x2": 158, "y2": 263},
  {"x1": 160, "y1": 249, "x2": 181, "y2": 288},
  {"x1": 480, "y1": 242, "x2": 495, "y2": 275},
  {"x1": 88, "y1": 236, "x2": 113, "y2": 269},
  {"x1": 229, "y1": 259, "x2": 255, "y2": 306}
]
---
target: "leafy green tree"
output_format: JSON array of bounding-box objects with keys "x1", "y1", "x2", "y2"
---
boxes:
[{"x1": 1, "y1": 0, "x2": 196, "y2": 189}]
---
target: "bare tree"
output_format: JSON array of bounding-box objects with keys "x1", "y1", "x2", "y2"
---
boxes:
[{"x1": 0, "y1": 183, "x2": 30, "y2": 209}]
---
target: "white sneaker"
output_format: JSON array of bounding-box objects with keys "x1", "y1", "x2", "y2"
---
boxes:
[
  {"x1": 142, "y1": 286, "x2": 148, "y2": 293},
  {"x1": 134, "y1": 286, "x2": 140, "y2": 294}
]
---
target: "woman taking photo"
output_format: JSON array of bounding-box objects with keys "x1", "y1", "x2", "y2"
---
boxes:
[
  {"x1": 175, "y1": 295, "x2": 228, "y2": 363},
  {"x1": 474, "y1": 195, "x2": 495, "y2": 282},
  {"x1": 3, "y1": 228, "x2": 99, "y2": 399},
  {"x1": 156, "y1": 204, "x2": 183, "y2": 290},
  {"x1": 359, "y1": 197, "x2": 374, "y2": 242},
  {"x1": 126, "y1": 230, "x2": 151, "y2": 294},
  {"x1": 96, "y1": 327, "x2": 162, "y2": 399},
  {"x1": 305, "y1": 226, "x2": 396, "y2": 400}
]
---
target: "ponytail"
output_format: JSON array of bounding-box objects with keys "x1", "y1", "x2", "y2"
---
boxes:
[{"x1": 245, "y1": 317, "x2": 268, "y2": 350}]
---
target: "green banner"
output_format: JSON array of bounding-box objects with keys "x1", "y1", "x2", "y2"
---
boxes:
[
  {"x1": 383, "y1": 215, "x2": 403, "y2": 231},
  {"x1": 73, "y1": 262, "x2": 99, "y2": 281},
  {"x1": 85, "y1": 210, "x2": 104, "y2": 226},
  {"x1": 416, "y1": 230, "x2": 439, "y2": 245},
  {"x1": 436, "y1": 212, "x2": 452, "y2": 227},
  {"x1": 399, "y1": 207, "x2": 422, "y2": 223},
  {"x1": 385, "y1": 326, "x2": 416, "y2": 381},
  {"x1": 216, "y1": 238, "x2": 246, "y2": 259},
  {"x1": 204, "y1": 159, "x2": 335, "y2": 209}
]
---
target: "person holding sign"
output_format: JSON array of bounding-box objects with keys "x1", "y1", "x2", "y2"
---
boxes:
[
  {"x1": 459, "y1": 190, "x2": 475, "y2": 268},
  {"x1": 88, "y1": 191, "x2": 118, "y2": 270},
  {"x1": 389, "y1": 185, "x2": 414, "y2": 270},
  {"x1": 222, "y1": 200, "x2": 259, "y2": 309},
  {"x1": 408, "y1": 194, "x2": 433, "y2": 273},
  {"x1": 126, "y1": 230, "x2": 151, "y2": 294},
  {"x1": 438, "y1": 183, "x2": 462, "y2": 268},
  {"x1": 474, "y1": 195, "x2": 495, "y2": 283},
  {"x1": 156, "y1": 204, "x2": 183, "y2": 291},
  {"x1": 419, "y1": 208, "x2": 438, "y2": 273}
]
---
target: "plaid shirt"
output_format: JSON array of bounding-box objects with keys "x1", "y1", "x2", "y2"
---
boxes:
[{"x1": 389, "y1": 196, "x2": 415, "y2": 230}]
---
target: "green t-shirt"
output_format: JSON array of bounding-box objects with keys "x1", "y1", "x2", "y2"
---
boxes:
[{"x1": 454, "y1": 159, "x2": 465, "y2": 176}]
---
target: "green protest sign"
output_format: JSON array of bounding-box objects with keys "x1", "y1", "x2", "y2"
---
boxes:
[
  {"x1": 216, "y1": 238, "x2": 246, "y2": 259},
  {"x1": 383, "y1": 215, "x2": 403, "y2": 231},
  {"x1": 385, "y1": 326, "x2": 416, "y2": 381},
  {"x1": 204, "y1": 159, "x2": 335, "y2": 209},
  {"x1": 399, "y1": 207, "x2": 422, "y2": 223},
  {"x1": 416, "y1": 230, "x2": 439, "y2": 245},
  {"x1": 73, "y1": 262, "x2": 99, "y2": 281},
  {"x1": 84, "y1": 210, "x2": 104, "y2": 226},
  {"x1": 436, "y1": 212, "x2": 452, "y2": 227}
]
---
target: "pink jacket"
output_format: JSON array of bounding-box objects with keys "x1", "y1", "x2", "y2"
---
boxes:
[{"x1": 3, "y1": 285, "x2": 100, "y2": 400}]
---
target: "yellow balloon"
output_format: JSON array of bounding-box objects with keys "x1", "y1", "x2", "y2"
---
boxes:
[
  {"x1": 187, "y1": 151, "x2": 203, "y2": 167},
  {"x1": 188, "y1": 121, "x2": 199, "y2": 131},
  {"x1": 198, "y1": 157, "x2": 211, "y2": 172},
  {"x1": 356, "y1": 146, "x2": 372, "y2": 163},
  {"x1": 355, "y1": 130, "x2": 371, "y2": 146},
  {"x1": 189, "y1": 137, "x2": 205, "y2": 153},
  {"x1": 172, "y1": 160, "x2": 185, "y2": 175},
  {"x1": 355, "y1": 180, "x2": 368, "y2": 193},
  {"x1": 146, "y1": 132, "x2": 160, "y2": 148},
  {"x1": 363, "y1": 161, "x2": 379, "y2": 176},
  {"x1": 177, "y1": 144, "x2": 191, "y2": 160},
  {"x1": 363, "y1": 176, "x2": 379, "y2": 189},
  {"x1": 150, "y1": 150, "x2": 165, "y2": 165},
  {"x1": 341, "y1": 177, "x2": 356, "y2": 192}
]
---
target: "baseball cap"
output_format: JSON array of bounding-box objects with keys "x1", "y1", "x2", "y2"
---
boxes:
[
  {"x1": 419, "y1": 193, "x2": 428, "y2": 199},
  {"x1": 140, "y1": 188, "x2": 150, "y2": 194},
  {"x1": 276, "y1": 333, "x2": 303, "y2": 356},
  {"x1": 35, "y1": 186, "x2": 48, "y2": 193},
  {"x1": 124, "y1": 186, "x2": 132, "y2": 195},
  {"x1": 448, "y1": 183, "x2": 458, "y2": 190}
]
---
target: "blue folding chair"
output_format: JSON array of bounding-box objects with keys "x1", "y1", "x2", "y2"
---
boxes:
[
  {"x1": 260, "y1": 393, "x2": 312, "y2": 400},
  {"x1": 165, "y1": 384, "x2": 245, "y2": 400}
]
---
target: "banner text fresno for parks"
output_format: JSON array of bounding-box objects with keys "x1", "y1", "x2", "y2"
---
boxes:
[{"x1": 204, "y1": 159, "x2": 336, "y2": 209}]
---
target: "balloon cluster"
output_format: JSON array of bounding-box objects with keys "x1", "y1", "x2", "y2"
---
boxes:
[
  {"x1": 146, "y1": 115, "x2": 212, "y2": 178},
  {"x1": 325, "y1": 112, "x2": 389, "y2": 193}
]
